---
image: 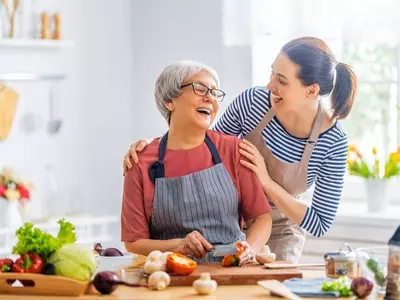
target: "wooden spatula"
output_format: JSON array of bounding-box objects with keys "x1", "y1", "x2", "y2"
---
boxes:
[
  {"x1": 264, "y1": 263, "x2": 325, "y2": 269},
  {"x1": 258, "y1": 280, "x2": 304, "y2": 300}
]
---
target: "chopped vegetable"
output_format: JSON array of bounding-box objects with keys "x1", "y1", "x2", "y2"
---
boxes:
[
  {"x1": 222, "y1": 255, "x2": 240, "y2": 267},
  {"x1": 166, "y1": 253, "x2": 197, "y2": 275},
  {"x1": 221, "y1": 242, "x2": 246, "y2": 267},
  {"x1": 321, "y1": 276, "x2": 354, "y2": 297},
  {"x1": 0, "y1": 258, "x2": 13, "y2": 272},
  {"x1": 12, "y1": 253, "x2": 44, "y2": 273},
  {"x1": 12, "y1": 218, "x2": 76, "y2": 262}
]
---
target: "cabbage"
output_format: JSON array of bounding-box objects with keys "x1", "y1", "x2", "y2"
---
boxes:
[{"x1": 48, "y1": 243, "x2": 96, "y2": 281}]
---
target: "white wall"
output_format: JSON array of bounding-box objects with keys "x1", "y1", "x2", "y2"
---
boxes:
[
  {"x1": 0, "y1": 0, "x2": 252, "y2": 245},
  {"x1": 131, "y1": 0, "x2": 252, "y2": 137}
]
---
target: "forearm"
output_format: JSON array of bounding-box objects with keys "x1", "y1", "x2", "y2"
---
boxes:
[
  {"x1": 245, "y1": 213, "x2": 272, "y2": 253},
  {"x1": 262, "y1": 180, "x2": 308, "y2": 225},
  {"x1": 124, "y1": 238, "x2": 182, "y2": 256}
]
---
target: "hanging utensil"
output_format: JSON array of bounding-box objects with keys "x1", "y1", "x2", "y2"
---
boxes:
[
  {"x1": 20, "y1": 84, "x2": 42, "y2": 134},
  {"x1": 46, "y1": 83, "x2": 62, "y2": 135},
  {"x1": 0, "y1": 82, "x2": 19, "y2": 142}
]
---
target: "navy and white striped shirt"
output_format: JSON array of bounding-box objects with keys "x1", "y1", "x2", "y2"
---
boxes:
[{"x1": 213, "y1": 87, "x2": 348, "y2": 237}]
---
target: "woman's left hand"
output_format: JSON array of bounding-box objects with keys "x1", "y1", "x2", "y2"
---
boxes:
[
  {"x1": 239, "y1": 139, "x2": 271, "y2": 186},
  {"x1": 238, "y1": 241, "x2": 256, "y2": 266}
]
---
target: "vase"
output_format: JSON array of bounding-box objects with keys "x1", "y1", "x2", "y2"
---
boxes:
[
  {"x1": 364, "y1": 179, "x2": 389, "y2": 213},
  {"x1": 0, "y1": 199, "x2": 23, "y2": 230}
]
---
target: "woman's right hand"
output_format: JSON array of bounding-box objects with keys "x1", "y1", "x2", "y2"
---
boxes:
[
  {"x1": 177, "y1": 230, "x2": 213, "y2": 258},
  {"x1": 123, "y1": 140, "x2": 150, "y2": 175}
]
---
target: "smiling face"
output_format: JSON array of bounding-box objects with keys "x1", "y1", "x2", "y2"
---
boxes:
[
  {"x1": 267, "y1": 52, "x2": 318, "y2": 113},
  {"x1": 164, "y1": 71, "x2": 219, "y2": 131}
]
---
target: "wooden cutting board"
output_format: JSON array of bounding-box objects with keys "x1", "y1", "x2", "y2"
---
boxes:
[{"x1": 170, "y1": 262, "x2": 303, "y2": 286}]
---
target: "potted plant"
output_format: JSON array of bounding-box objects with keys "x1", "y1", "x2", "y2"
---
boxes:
[
  {"x1": 0, "y1": 167, "x2": 32, "y2": 229},
  {"x1": 347, "y1": 145, "x2": 400, "y2": 212}
]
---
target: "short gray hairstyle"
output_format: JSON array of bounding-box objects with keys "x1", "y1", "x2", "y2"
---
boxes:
[{"x1": 154, "y1": 60, "x2": 220, "y2": 124}]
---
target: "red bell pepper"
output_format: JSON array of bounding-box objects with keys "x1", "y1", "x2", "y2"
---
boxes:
[
  {"x1": 166, "y1": 253, "x2": 197, "y2": 275},
  {"x1": 0, "y1": 258, "x2": 13, "y2": 272},
  {"x1": 12, "y1": 253, "x2": 44, "y2": 273},
  {"x1": 222, "y1": 255, "x2": 240, "y2": 267},
  {"x1": 221, "y1": 242, "x2": 246, "y2": 267}
]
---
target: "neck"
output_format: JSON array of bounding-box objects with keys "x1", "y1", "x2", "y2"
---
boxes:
[
  {"x1": 276, "y1": 101, "x2": 320, "y2": 138},
  {"x1": 167, "y1": 124, "x2": 206, "y2": 150}
]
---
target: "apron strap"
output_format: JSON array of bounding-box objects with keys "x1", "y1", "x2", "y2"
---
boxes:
[
  {"x1": 256, "y1": 107, "x2": 276, "y2": 132},
  {"x1": 301, "y1": 102, "x2": 324, "y2": 163},
  {"x1": 149, "y1": 132, "x2": 168, "y2": 184},
  {"x1": 149, "y1": 132, "x2": 222, "y2": 183},
  {"x1": 205, "y1": 134, "x2": 222, "y2": 164}
]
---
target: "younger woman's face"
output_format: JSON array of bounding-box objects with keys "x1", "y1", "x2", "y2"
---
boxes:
[{"x1": 267, "y1": 52, "x2": 316, "y2": 113}]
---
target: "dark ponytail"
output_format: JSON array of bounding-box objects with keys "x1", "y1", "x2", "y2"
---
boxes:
[
  {"x1": 331, "y1": 62, "x2": 357, "y2": 120},
  {"x1": 282, "y1": 37, "x2": 358, "y2": 120}
]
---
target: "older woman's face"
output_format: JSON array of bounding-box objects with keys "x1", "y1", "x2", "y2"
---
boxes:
[{"x1": 168, "y1": 71, "x2": 219, "y2": 131}]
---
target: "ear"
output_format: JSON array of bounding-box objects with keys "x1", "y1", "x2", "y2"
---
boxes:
[
  {"x1": 164, "y1": 101, "x2": 174, "y2": 112},
  {"x1": 306, "y1": 84, "x2": 320, "y2": 99}
]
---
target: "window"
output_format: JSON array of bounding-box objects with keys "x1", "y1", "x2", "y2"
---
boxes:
[{"x1": 250, "y1": 0, "x2": 400, "y2": 203}]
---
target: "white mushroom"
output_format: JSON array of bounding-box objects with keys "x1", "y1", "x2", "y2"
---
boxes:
[
  {"x1": 255, "y1": 245, "x2": 276, "y2": 264},
  {"x1": 148, "y1": 271, "x2": 171, "y2": 291},
  {"x1": 161, "y1": 251, "x2": 173, "y2": 264},
  {"x1": 146, "y1": 250, "x2": 163, "y2": 262},
  {"x1": 144, "y1": 255, "x2": 165, "y2": 274},
  {"x1": 193, "y1": 272, "x2": 218, "y2": 295}
]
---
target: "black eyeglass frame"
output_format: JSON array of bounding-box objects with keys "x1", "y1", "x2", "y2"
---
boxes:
[{"x1": 180, "y1": 82, "x2": 226, "y2": 102}]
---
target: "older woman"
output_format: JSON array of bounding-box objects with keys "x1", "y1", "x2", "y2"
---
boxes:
[{"x1": 121, "y1": 61, "x2": 272, "y2": 264}]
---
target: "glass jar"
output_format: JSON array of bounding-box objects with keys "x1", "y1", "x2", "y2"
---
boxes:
[{"x1": 324, "y1": 244, "x2": 360, "y2": 279}]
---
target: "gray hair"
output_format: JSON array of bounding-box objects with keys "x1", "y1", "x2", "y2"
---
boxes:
[{"x1": 154, "y1": 60, "x2": 220, "y2": 124}]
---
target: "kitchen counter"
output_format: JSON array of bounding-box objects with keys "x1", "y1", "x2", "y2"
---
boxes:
[{"x1": 0, "y1": 256, "x2": 379, "y2": 300}]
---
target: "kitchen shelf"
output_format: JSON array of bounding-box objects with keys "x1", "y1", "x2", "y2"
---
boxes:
[
  {"x1": 0, "y1": 38, "x2": 74, "y2": 50},
  {"x1": 0, "y1": 73, "x2": 66, "y2": 81}
]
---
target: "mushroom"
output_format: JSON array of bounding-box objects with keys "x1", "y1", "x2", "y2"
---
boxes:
[
  {"x1": 148, "y1": 271, "x2": 171, "y2": 291},
  {"x1": 144, "y1": 255, "x2": 165, "y2": 274},
  {"x1": 193, "y1": 272, "x2": 217, "y2": 295},
  {"x1": 146, "y1": 250, "x2": 163, "y2": 262},
  {"x1": 161, "y1": 251, "x2": 173, "y2": 264},
  {"x1": 255, "y1": 245, "x2": 276, "y2": 264}
]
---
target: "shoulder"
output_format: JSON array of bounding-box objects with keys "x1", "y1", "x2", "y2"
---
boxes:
[
  {"x1": 126, "y1": 139, "x2": 160, "y2": 177},
  {"x1": 235, "y1": 86, "x2": 271, "y2": 106},
  {"x1": 207, "y1": 129, "x2": 242, "y2": 148},
  {"x1": 318, "y1": 121, "x2": 348, "y2": 160}
]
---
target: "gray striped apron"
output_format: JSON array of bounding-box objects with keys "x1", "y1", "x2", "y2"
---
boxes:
[{"x1": 148, "y1": 132, "x2": 246, "y2": 263}]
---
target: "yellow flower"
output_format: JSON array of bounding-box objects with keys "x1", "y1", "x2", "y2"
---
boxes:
[
  {"x1": 5, "y1": 189, "x2": 21, "y2": 201},
  {"x1": 348, "y1": 145, "x2": 363, "y2": 159},
  {"x1": 390, "y1": 152, "x2": 400, "y2": 163},
  {"x1": 372, "y1": 147, "x2": 377, "y2": 155}
]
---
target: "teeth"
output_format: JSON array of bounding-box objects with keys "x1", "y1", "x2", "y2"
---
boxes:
[{"x1": 196, "y1": 108, "x2": 211, "y2": 115}]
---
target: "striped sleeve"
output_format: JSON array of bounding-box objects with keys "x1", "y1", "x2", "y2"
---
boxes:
[
  {"x1": 300, "y1": 135, "x2": 348, "y2": 237},
  {"x1": 213, "y1": 87, "x2": 255, "y2": 136}
]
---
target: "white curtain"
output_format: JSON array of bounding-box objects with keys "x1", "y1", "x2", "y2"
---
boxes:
[{"x1": 250, "y1": 0, "x2": 400, "y2": 43}]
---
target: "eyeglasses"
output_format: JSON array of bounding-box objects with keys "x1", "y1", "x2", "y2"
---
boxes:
[{"x1": 180, "y1": 82, "x2": 225, "y2": 102}]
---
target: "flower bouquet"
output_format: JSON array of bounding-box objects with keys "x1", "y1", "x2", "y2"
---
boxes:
[
  {"x1": 347, "y1": 145, "x2": 400, "y2": 179},
  {"x1": 347, "y1": 145, "x2": 400, "y2": 212},
  {"x1": 0, "y1": 167, "x2": 32, "y2": 204}
]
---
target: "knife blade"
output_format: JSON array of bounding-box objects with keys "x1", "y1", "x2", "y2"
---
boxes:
[{"x1": 210, "y1": 243, "x2": 238, "y2": 257}]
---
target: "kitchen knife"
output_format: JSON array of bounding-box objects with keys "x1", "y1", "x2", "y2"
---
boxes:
[{"x1": 210, "y1": 243, "x2": 238, "y2": 257}]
